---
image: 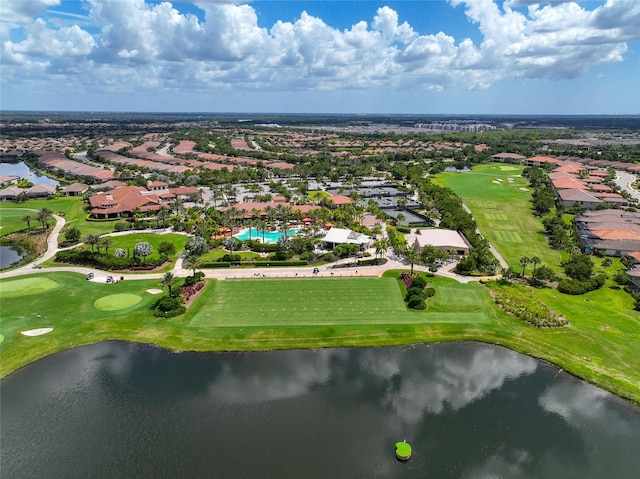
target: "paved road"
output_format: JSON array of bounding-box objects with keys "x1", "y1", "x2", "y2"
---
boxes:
[{"x1": 615, "y1": 170, "x2": 640, "y2": 202}]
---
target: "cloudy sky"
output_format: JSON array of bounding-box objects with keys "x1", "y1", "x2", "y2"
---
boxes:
[{"x1": 1, "y1": 0, "x2": 639, "y2": 114}]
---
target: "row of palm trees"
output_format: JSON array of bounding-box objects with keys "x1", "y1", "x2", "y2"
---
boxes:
[
  {"x1": 519, "y1": 255, "x2": 541, "y2": 277},
  {"x1": 84, "y1": 234, "x2": 113, "y2": 254},
  {"x1": 21, "y1": 208, "x2": 54, "y2": 233}
]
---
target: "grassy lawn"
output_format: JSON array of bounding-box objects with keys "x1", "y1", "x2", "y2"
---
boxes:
[
  {"x1": 307, "y1": 190, "x2": 332, "y2": 201},
  {"x1": 435, "y1": 163, "x2": 563, "y2": 271},
  {"x1": 0, "y1": 197, "x2": 117, "y2": 239},
  {"x1": 103, "y1": 232, "x2": 189, "y2": 256},
  {"x1": 200, "y1": 248, "x2": 262, "y2": 262},
  {"x1": 2, "y1": 270, "x2": 639, "y2": 404}
]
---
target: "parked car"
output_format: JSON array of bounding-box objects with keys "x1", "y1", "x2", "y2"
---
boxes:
[
  {"x1": 106, "y1": 276, "x2": 114, "y2": 283},
  {"x1": 86, "y1": 273, "x2": 94, "y2": 280}
]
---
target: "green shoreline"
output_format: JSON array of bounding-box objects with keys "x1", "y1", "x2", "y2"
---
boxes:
[{"x1": 1, "y1": 272, "x2": 639, "y2": 405}]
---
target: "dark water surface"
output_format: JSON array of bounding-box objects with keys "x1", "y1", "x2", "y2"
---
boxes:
[
  {"x1": 1, "y1": 341, "x2": 639, "y2": 478},
  {"x1": 0, "y1": 245, "x2": 23, "y2": 269},
  {"x1": 0, "y1": 161, "x2": 59, "y2": 186}
]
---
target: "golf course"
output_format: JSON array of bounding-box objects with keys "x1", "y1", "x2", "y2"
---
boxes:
[
  {"x1": 1, "y1": 268, "x2": 640, "y2": 404},
  {"x1": 435, "y1": 163, "x2": 565, "y2": 271},
  {"x1": 1, "y1": 163, "x2": 639, "y2": 404}
]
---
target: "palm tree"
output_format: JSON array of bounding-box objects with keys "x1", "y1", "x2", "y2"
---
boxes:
[
  {"x1": 157, "y1": 207, "x2": 170, "y2": 228},
  {"x1": 530, "y1": 256, "x2": 541, "y2": 276},
  {"x1": 375, "y1": 238, "x2": 390, "y2": 259},
  {"x1": 100, "y1": 237, "x2": 113, "y2": 256},
  {"x1": 37, "y1": 208, "x2": 53, "y2": 229},
  {"x1": 85, "y1": 234, "x2": 100, "y2": 253},
  {"x1": 160, "y1": 272, "x2": 178, "y2": 297},
  {"x1": 22, "y1": 215, "x2": 33, "y2": 233},
  {"x1": 404, "y1": 245, "x2": 420, "y2": 275},
  {"x1": 183, "y1": 255, "x2": 203, "y2": 277},
  {"x1": 396, "y1": 213, "x2": 406, "y2": 227},
  {"x1": 256, "y1": 219, "x2": 267, "y2": 243},
  {"x1": 519, "y1": 256, "x2": 531, "y2": 278}
]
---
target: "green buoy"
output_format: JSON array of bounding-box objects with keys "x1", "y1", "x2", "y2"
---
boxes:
[{"x1": 395, "y1": 440, "x2": 412, "y2": 461}]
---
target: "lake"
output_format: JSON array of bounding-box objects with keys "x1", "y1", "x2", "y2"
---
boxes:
[
  {"x1": 0, "y1": 161, "x2": 59, "y2": 186},
  {"x1": 0, "y1": 244, "x2": 24, "y2": 269},
  {"x1": 1, "y1": 341, "x2": 639, "y2": 478}
]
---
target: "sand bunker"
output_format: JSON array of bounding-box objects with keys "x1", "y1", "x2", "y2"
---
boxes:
[
  {"x1": 21, "y1": 328, "x2": 53, "y2": 337},
  {"x1": 520, "y1": 187, "x2": 529, "y2": 191},
  {"x1": 492, "y1": 180, "x2": 501, "y2": 184},
  {"x1": 146, "y1": 289, "x2": 163, "y2": 295}
]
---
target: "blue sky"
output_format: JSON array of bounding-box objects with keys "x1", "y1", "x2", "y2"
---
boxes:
[{"x1": 1, "y1": 0, "x2": 639, "y2": 114}]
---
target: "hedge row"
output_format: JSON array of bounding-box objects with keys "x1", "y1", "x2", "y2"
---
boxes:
[{"x1": 201, "y1": 260, "x2": 309, "y2": 269}]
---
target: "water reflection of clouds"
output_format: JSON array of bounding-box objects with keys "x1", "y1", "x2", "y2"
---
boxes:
[
  {"x1": 540, "y1": 379, "x2": 631, "y2": 434},
  {"x1": 363, "y1": 344, "x2": 538, "y2": 422},
  {"x1": 208, "y1": 349, "x2": 346, "y2": 403}
]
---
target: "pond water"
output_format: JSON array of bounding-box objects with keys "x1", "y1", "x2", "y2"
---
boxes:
[
  {"x1": 0, "y1": 161, "x2": 59, "y2": 186},
  {"x1": 0, "y1": 244, "x2": 24, "y2": 269},
  {"x1": 1, "y1": 341, "x2": 639, "y2": 478}
]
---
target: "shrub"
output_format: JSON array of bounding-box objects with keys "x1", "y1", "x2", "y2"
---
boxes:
[
  {"x1": 397, "y1": 226, "x2": 411, "y2": 234},
  {"x1": 424, "y1": 287, "x2": 436, "y2": 298},
  {"x1": 405, "y1": 287, "x2": 426, "y2": 302},
  {"x1": 490, "y1": 282, "x2": 568, "y2": 328},
  {"x1": 114, "y1": 221, "x2": 129, "y2": 232},
  {"x1": 557, "y1": 274, "x2": 607, "y2": 295},
  {"x1": 201, "y1": 262, "x2": 231, "y2": 268},
  {"x1": 183, "y1": 272, "x2": 205, "y2": 287},
  {"x1": 410, "y1": 275, "x2": 428, "y2": 290},
  {"x1": 152, "y1": 295, "x2": 186, "y2": 318},
  {"x1": 407, "y1": 296, "x2": 427, "y2": 310},
  {"x1": 322, "y1": 252, "x2": 335, "y2": 262},
  {"x1": 219, "y1": 254, "x2": 241, "y2": 263}
]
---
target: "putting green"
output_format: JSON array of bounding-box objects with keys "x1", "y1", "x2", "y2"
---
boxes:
[
  {"x1": 94, "y1": 294, "x2": 142, "y2": 311},
  {"x1": 1, "y1": 277, "x2": 60, "y2": 298}
]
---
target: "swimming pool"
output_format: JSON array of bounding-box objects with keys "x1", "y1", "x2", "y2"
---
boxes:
[{"x1": 234, "y1": 228, "x2": 300, "y2": 243}]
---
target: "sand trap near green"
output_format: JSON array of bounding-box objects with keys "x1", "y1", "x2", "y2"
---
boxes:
[
  {"x1": 94, "y1": 294, "x2": 142, "y2": 311},
  {"x1": 1, "y1": 277, "x2": 59, "y2": 298}
]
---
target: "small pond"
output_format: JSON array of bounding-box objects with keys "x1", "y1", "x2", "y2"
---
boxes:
[
  {"x1": 0, "y1": 161, "x2": 59, "y2": 186},
  {"x1": 0, "y1": 244, "x2": 24, "y2": 269}
]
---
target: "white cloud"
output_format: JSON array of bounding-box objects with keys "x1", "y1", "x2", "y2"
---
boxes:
[
  {"x1": 0, "y1": 0, "x2": 638, "y2": 101},
  {"x1": 7, "y1": 18, "x2": 96, "y2": 58}
]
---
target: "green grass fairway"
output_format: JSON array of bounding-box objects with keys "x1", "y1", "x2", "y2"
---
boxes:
[
  {"x1": 188, "y1": 277, "x2": 496, "y2": 327},
  {"x1": 189, "y1": 278, "x2": 411, "y2": 327},
  {"x1": 94, "y1": 294, "x2": 142, "y2": 311},
  {"x1": 0, "y1": 197, "x2": 116, "y2": 239},
  {"x1": 1, "y1": 277, "x2": 59, "y2": 297},
  {"x1": 0, "y1": 209, "x2": 39, "y2": 236},
  {"x1": 435, "y1": 163, "x2": 563, "y2": 271},
  {"x1": 493, "y1": 230, "x2": 523, "y2": 243}
]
